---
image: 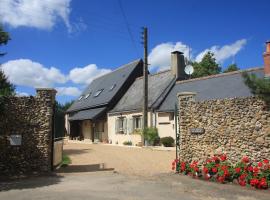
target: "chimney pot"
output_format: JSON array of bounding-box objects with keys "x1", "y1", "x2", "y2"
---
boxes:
[{"x1": 264, "y1": 40, "x2": 270, "y2": 78}]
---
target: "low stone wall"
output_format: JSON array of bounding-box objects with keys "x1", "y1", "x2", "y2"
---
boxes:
[
  {"x1": 177, "y1": 92, "x2": 270, "y2": 164},
  {"x1": 0, "y1": 89, "x2": 56, "y2": 175}
]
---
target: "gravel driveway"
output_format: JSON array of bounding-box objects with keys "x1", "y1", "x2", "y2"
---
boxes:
[{"x1": 58, "y1": 142, "x2": 175, "y2": 176}]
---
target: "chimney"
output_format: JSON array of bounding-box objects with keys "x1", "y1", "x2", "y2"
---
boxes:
[
  {"x1": 171, "y1": 51, "x2": 186, "y2": 80},
  {"x1": 264, "y1": 40, "x2": 270, "y2": 78}
]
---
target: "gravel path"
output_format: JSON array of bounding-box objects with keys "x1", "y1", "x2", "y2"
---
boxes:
[{"x1": 59, "y1": 142, "x2": 175, "y2": 176}]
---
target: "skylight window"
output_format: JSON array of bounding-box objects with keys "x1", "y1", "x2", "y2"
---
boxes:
[
  {"x1": 109, "y1": 84, "x2": 116, "y2": 91},
  {"x1": 85, "y1": 92, "x2": 91, "y2": 99},
  {"x1": 78, "y1": 95, "x2": 84, "y2": 100},
  {"x1": 94, "y1": 89, "x2": 103, "y2": 97}
]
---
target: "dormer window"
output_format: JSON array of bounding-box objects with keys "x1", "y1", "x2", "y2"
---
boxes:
[
  {"x1": 109, "y1": 84, "x2": 116, "y2": 91},
  {"x1": 94, "y1": 89, "x2": 103, "y2": 97},
  {"x1": 85, "y1": 92, "x2": 91, "y2": 99}
]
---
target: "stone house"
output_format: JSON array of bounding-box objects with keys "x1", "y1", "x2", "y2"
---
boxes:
[
  {"x1": 107, "y1": 41, "x2": 270, "y2": 146},
  {"x1": 66, "y1": 60, "x2": 143, "y2": 142}
]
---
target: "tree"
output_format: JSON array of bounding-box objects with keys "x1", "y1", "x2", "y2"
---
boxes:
[
  {"x1": 0, "y1": 70, "x2": 15, "y2": 96},
  {"x1": 0, "y1": 25, "x2": 14, "y2": 96},
  {"x1": 0, "y1": 25, "x2": 10, "y2": 56},
  {"x1": 223, "y1": 64, "x2": 240, "y2": 73},
  {"x1": 192, "y1": 51, "x2": 221, "y2": 78},
  {"x1": 242, "y1": 72, "x2": 270, "y2": 106}
]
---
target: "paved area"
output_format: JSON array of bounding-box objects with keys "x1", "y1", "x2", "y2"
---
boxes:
[
  {"x1": 58, "y1": 142, "x2": 176, "y2": 176},
  {"x1": 0, "y1": 143, "x2": 269, "y2": 200}
]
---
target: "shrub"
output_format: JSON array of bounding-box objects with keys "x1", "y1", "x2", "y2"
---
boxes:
[
  {"x1": 143, "y1": 127, "x2": 159, "y2": 146},
  {"x1": 61, "y1": 154, "x2": 71, "y2": 167},
  {"x1": 160, "y1": 136, "x2": 174, "y2": 147},
  {"x1": 123, "y1": 141, "x2": 132, "y2": 146}
]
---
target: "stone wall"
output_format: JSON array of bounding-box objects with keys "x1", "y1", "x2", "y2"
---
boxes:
[
  {"x1": 0, "y1": 88, "x2": 56, "y2": 175},
  {"x1": 177, "y1": 92, "x2": 270, "y2": 164}
]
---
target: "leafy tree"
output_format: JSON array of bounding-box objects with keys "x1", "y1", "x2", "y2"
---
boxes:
[
  {"x1": 242, "y1": 72, "x2": 270, "y2": 106},
  {"x1": 192, "y1": 51, "x2": 221, "y2": 78},
  {"x1": 0, "y1": 70, "x2": 15, "y2": 96},
  {"x1": 0, "y1": 25, "x2": 10, "y2": 56},
  {"x1": 56, "y1": 100, "x2": 74, "y2": 112},
  {"x1": 224, "y1": 64, "x2": 240, "y2": 73}
]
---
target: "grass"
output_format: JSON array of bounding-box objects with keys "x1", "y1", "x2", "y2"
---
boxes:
[{"x1": 61, "y1": 154, "x2": 71, "y2": 167}]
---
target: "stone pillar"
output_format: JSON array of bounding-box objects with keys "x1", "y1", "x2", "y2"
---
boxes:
[
  {"x1": 177, "y1": 92, "x2": 196, "y2": 162},
  {"x1": 36, "y1": 88, "x2": 57, "y2": 171}
]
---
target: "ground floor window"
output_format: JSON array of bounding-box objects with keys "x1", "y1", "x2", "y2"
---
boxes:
[
  {"x1": 133, "y1": 116, "x2": 142, "y2": 130},
  {"x1": 115, "y1": 117, "x2": 127, "y2": 134}
]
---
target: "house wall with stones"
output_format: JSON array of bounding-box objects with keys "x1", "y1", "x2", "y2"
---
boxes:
[
  {"x1": 177, "y1": 92, "x2": 270, "y2": 164},
  {"x1": 0, "y1": 88, "x2": 56, "y2": 175}
]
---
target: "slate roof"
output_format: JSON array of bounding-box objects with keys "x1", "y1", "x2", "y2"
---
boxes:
[
  {"x1": 69, "y1": 107, "x2": 106, "y2": 121},
  {"x1": 109, "y1": 70, "x2": 175, "y2": 113},
  {"x1": 158, "y1": 67, "x2": 264, "y2": 112},
  {"x1": 67, "y1": 59, "x2": 143, "y2": 113}
]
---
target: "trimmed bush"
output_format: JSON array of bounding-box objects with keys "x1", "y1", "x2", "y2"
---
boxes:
[
  {"x1": 160, "y1": 136, "x2": 174, "y2": 147},
  {"x1": 143, "y1": 127, "x2": 159, "y2": 146},
  {"x1": 123, "y1": 141, "x2": 132, "y2": 146}
]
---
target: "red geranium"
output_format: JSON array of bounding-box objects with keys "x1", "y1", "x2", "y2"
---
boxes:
[
  {"x1": 220, "y1": 154, "x2": 227, "y2": 161},
  {"x1": 217, "y1": 176, "x2": 225, "y2": 183},
  {"x1": 250, "y1": 178, "x2": 259, "y2": 187},
  {"x1": 212, "y1": 167, "x2": 218, "y2": 173},
  {"x1": 258, "y1": 162, "x2": 263, "y2": 168},
  {"x1": 235, "y1": 167, "x2": 241, "y2": 173},
  {"x1": 247, "y1": 166, "x2": 253, "y2": 172},
  {"x1": 253, "y1": 167, "x2": 259, "y2": 173},
  {"x1": 263, "y1": 159, "x2": 269, "y2": 164},
  {"x1": 242, "y1": 156, "x2": 249, "y2": 163}
]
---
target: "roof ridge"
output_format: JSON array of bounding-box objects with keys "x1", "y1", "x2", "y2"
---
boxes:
[
  {"x1": 91, "y1": 59, "x2": 142, "y2": 81},
  {"x1": 135, "y1": 69, "x2": 172, "y2": 80},
  {"x1": 175, "y1": 67, "x2": 263, "y2": 85}
]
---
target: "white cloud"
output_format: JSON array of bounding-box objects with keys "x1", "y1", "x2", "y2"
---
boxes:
[
  {"x1": 0, "y1": 0, "x2": 72, "y2": 31},
  {"x1": 149, "y1": 42, "x2": 191, "y2": 71},
  {"x1": 195, "y1": 39, "x2": 247, "y2": 63},
  {"x1": 15, "y1": 92, "x2": 29, "y2": 97},
  {"x1": 69, "y1": 64, "x2": 111, "y2": 85},
  {"x1": 1, "y1": 59, "x2": 66, "y2": 88},
  {"x1": 56, "y1": 87, "x2": 81, "y2": 96}
]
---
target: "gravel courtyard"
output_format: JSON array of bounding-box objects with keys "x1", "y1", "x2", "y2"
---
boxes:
[{"x1": 58, "y1": 142, "x2": 175, "y2": 176}]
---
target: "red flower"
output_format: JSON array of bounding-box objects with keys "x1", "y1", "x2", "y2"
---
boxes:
[
  {"x1": 212, "y1": 156, "x2": 219, "y2": 162},
  {"x1": 253, "y1": 167, "x2": 259, "y2": 173},
  {"x1": 263, "y1": 159, "x2": 269, "y2": 164},
  {"x1": 247, "y1": 166, "x2": 253, "y2": 172},
  {"x1": 239, "y1": 174, "x2": 247, "y2": 180},
  {"x1": 217, "y1": 176, "x2": 225, "y2": 183},
  {"x1": 242, "y1": 156, "x2": 249, "y2": 163},
  {"x1": 238, "y1": 179, "x2": 246, "y2": 186},
  {"x1": 203, "y1": 167, "x2": 208, "y2": 173},
  {"x1": 250, "y1": 178, "x2": 259, "y2": 187},
  {"x1": 259, "y1": 178, "x2": 268, "y2": 189},
  {"x1": 220, "y1": 154, "x2": 227, "y2": 161},
  {"x1": 258, "y1": 162, "x2": 263, "y2": 168},
  {"x1": 235, "y1": 167, "x2": 241, "y2": 173},
  {"x1": 212, "y1": 167, "x2": 218, "y2": 173}
]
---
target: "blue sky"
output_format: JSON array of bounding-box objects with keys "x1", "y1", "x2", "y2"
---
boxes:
[{"x1": 0, "y1": 0, "x2": 269, "y2": 103}]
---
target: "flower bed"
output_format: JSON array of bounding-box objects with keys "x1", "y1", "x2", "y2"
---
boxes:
[{"x1": 171, "y1": 155, "x2": 270, "y2": 189}]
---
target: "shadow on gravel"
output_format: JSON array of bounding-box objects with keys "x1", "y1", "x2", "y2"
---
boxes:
[
  {"x1": 63, "y1": 148, "x2": 91, "y2": 156},
  {"x1": 57, "y1": 164, "x2": 114, "y2": 173},
  {"x1": 0, "y1": 174, "x2": 63, "y2": 192}
]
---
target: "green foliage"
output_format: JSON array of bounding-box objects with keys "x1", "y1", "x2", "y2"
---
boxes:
[
  {"x1": 123, "y1": 141, "x2": 132, "y2": 146},
  {"x1": 192, "y1": 51, "x2": 221, "y2": 78},
  {"x1": 143, "y1": 127, "x2": 159, "y2": 145},
  {"x1": 61, "y1": 154, "x2": 71, "y2": 167},
  {"x1": 56, "y1": 100, "x2": 74, "y2": 112},
  {"x1": 160, "y1": 136, "x2": 175, "y2": 147},
  {"x1": 242, "y1": 72, "x2": 270, "y2": 106},
  {"x1": 223, "y1": 64, "x2": 240, "y2": 73},
  {"x1": 0, "y1": 25, "x2": 10, "y2": 56},
  {"x1": 0, "y1": 70, "x2": 15, "y2": 96}
]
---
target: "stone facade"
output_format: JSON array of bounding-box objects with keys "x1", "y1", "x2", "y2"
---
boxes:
[
  {"x1": 177, "y1": 92, "x2": 270, "y2": 164},
  {"x1": 0, "y1": 88, "x2": 56, "y2": 175}
]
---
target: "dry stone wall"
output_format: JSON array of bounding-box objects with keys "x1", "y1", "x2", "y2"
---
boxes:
[
  {"x1": 0, "y1": 88, "x2": 56, "y2": 176},
  {"x1": 177, "y1": 92, "x2": 270, "y2": 164}
]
